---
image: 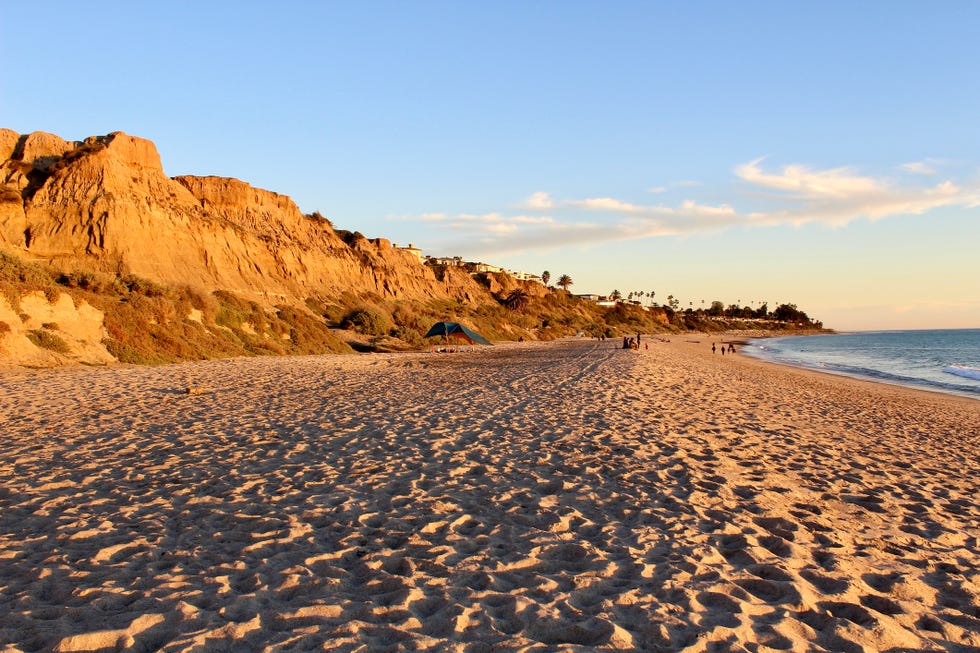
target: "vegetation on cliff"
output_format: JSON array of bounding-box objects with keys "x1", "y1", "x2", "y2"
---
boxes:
[{"x1": 0, "y1": 251, "x2": 824, "y2": 365}]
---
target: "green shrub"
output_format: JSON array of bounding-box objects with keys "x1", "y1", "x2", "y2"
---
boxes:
[
  {"x1": 341, "y1": 306, "x2": 392, "y2": 336},
  {"x1": 275, "y1": 306, "x2": 352, "y2": 354},
  {"x1": 119, "y1": 274, "x2": 168, "y2": 298},
  {"x1": 391, "y1": 303, "x2": 423, "y2": 329},
  {"x1": 103, "y1": 303, "x2": 248, "y2": 364},
  {"x1": 213, "y1": 290, "x2": 266, "y2": 329},
  {"x1": 391, "y1": 325, "x2": 425, "y2": 347},
  {"x1": 0, "y1": 251, "x2": 57, "y2": 309},
  {"x1": 56, "y1": 271, "x2": 111, "y2": 292},
  {"x1": 26, "y1": 329, "x2": 71, "y2": 354}
]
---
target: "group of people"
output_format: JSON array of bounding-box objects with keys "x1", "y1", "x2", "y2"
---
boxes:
[
  {"x1": 623, "y1": 334, "x2": 647, "y2": 350},
  {"x1": 712, "y1": 342, "x2": 736, "y2": 355}
]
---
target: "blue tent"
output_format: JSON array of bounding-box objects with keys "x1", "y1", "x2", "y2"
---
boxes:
[{"x1": 424, "y1": 321, "x2": 492, "y2": 345}]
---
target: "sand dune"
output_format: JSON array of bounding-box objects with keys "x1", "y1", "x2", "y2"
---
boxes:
[{"x1": 1, "y1": 338, "x2": 977, "y2": 652}]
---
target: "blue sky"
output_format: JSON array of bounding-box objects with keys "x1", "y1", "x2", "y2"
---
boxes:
[{"x1": 3, "y1": 2, "x2": 978, "y2": 329}]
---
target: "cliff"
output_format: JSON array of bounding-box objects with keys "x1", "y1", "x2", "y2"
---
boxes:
[{"x1": 0, "y1": 128, "x2": 491, "y2": 305}]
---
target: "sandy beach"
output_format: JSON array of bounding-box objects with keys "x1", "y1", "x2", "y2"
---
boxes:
[{"x1": 1, "y1": 338, "x2": 978, "y2": 652}]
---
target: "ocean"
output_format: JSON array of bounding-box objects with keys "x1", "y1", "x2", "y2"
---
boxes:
[{"x1": 745, "y1": 329, "x2": 980, "y2": 399}]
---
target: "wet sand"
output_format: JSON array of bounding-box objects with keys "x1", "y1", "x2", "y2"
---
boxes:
[{"x1": 1, "y1": 338, "x2": 978, "y2": 652}]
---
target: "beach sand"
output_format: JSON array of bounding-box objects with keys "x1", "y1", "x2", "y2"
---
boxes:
[{"x1": 1, "y1": 338, "x2": 978, "y2": 652}]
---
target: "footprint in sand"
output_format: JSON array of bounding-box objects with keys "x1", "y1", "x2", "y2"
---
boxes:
[{"x1": 734, "y1": 578, "x2": 802, "y2": 605}]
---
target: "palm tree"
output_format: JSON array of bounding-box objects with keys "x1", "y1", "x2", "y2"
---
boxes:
[
  {"x1": 610, "y1": 289, "x2": 622, "y2": 301},
  {"x1": 541, "y1": 270, "x2": 550, "y2": 286},
  {"x1": 557, "y1": 274, "x2": 573, "y2": 291},
  {"x1": 503, "y1": 288, "x2": 531, "y2": 311}
]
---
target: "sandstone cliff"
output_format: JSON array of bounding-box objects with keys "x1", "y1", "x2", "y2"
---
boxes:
[{"x1": 0, "y1": 129, "x2": 493, "y2": 305}]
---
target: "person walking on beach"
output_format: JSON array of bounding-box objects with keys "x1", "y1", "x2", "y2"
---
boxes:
[{"x1": 712, "y1": 343, "x2": 716, "y2": 354}]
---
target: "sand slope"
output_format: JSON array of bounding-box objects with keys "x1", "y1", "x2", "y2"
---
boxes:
[{"x1": 0, "y1": 339, "x2": 977, "y2": 652}]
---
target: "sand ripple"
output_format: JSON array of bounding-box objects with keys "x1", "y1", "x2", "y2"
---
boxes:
[{"x1": 1, "y1": 339, "x2": 978, "y2": 651}]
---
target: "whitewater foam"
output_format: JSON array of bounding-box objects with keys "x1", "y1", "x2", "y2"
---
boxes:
[
  {"x1": 746, "y1": 329, "x2": 980, "y2": 399},
  {"x1": 944, "y1": 365, "x2": 980, "y2": 381}
]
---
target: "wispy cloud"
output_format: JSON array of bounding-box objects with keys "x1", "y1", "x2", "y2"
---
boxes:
[
  {"x1": 735, "y1": 158, "x2": 883, "y2": 199},
  {"x1": 736, "y1": 160, "x2": 970, "y2": 227},
  {"x1": 648, "y1": 180, "x2": 702, "y2": 194},
  {"x1": 901, "y1": 161, "x2": 937, "y2": 176},
  {"x1": 395, "y1": 158, "x2": 980, "y2": 256}
]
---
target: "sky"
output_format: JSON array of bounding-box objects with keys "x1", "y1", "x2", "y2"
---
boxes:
[{"x1": 2, "y1": 2, "x2": 978, "y2": 330}]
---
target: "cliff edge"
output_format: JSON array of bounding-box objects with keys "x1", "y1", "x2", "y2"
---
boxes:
[{"x1": 0, "y1": 128, "x2": 488, "y2": 305}]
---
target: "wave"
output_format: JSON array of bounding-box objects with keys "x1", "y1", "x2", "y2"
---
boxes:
[
  {"x1": 944, "y1": 365, "x2": 980, "y2": 381},
  {"x1": 745, "y1": 332, "x2": 980, "y2": 399},
  {"x1": 815, "y1": 364, "x2": 980, "y2": 395},
  {"x1": 745, "y1": 350, "x2": 980, "y2": 397},
  {"x1": 813, "y1": 363, "x2": 980, "y2": 396}
]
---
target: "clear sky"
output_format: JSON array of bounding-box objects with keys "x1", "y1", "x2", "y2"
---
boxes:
[{"x1": 3, "y1": 2, "x2": 978, "y2": 330}]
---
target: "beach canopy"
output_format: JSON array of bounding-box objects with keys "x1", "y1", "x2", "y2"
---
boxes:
[{"x1": 424, "y1": 321, "x2": 492, "y2": 345}]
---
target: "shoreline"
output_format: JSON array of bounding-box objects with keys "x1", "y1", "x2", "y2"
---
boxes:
[
  {"x1": 731, "y1": 330, "x2": 980, "y2": 402},
  {"x1": 1, "y1": 337, "x2": 977, "y2": 651}
]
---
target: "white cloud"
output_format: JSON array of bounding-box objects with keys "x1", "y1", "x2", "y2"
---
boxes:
[
  {"x1": 399, "y1": 158, "x2": 980, "y2": 256},
  {"x1": 571, "y1": 197, "x2": 642, "y2": 213},
  {"x1": 736, "y1": 160, "x2": 972, "y2": 228},
  {"x1": 523, "y1": 191, "x2": 554, "y2": 210},
  {"x1": 735, "y1": 159, "x2": 883, "y2": 198},
  {"x1": 648, "y1": 180, "x2": 702, "y2": 194},
  {"x1": 901, "y1": 161, "x2": 937, "y2": 176}
]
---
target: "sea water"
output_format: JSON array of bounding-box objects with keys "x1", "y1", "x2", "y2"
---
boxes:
[{"x1": 745, "y1": 329, "x2": 980, "y2": 399}]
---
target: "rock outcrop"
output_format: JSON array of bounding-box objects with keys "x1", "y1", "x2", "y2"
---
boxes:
[
  {"x1": 0, "y1": 291, "x2": 114, "y2": 366},
  {"x1": 0, "y1": 129, "x2": 491, "y2": 305}
]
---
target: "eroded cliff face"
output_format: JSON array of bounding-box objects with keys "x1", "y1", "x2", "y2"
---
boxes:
[
  {"x1": 0, "y1": 129, "x2": 489, "y2": 305},
  {"x1": 0, "y1": 291, "x2": 114, "y2": 367}
]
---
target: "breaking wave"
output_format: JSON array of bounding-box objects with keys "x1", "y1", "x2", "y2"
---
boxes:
[{"x1": 944, "y1": 365, "x2": 980, "y2": 381}]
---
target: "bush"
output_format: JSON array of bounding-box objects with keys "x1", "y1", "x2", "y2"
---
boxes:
[
  {"x1": 341, "y1": 306, "x2": 392, "y2": 336},
  {"x1": 103, "y1": 303, "x2": 247, "y2": 364},
  {"x1": 213, "y1": 290, "x2": 265, "y2": 330},
  {"x1": 57, "y1": 271, "x2": 110, "y2": 293},
  {"x1": 0, "y1": 321, "x2": 10, "y2": 334},
  {"x1": 26, "y1": 329, "x2": 71, "y2": 354},
  {"x1": 391, "y1": 325, "x2": 426, "y2": 347},
  {"x1": 275, "y1": 306, "x2": 352, "y2": 354},
  {"x1": 0, "y1": 251, "x2": 56, "y2": 309},
  {"x1": 118, "y1": 274, "x2": 168, "y2": 298},
  {"x1": 391, "y1": 303, "x2": 423, "y2": 329}
]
